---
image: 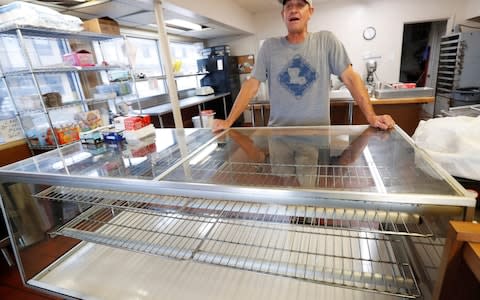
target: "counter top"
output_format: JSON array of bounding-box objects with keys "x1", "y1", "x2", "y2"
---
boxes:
[
  {"x1": 251, "y1": 96, "x2": 434, "y2": 106},
  {"x1": 133, "y1": 92, "x2": 230, "y2": 116},
  {"x1": 0, "y1": 139, "x2": 27, "y2": 151},
  {"x1": 360, "y1": 96, "x2": 433, "y2": 105},
  {"x1": 330, "y1": 96, "x2": 434, "y2": 105}
]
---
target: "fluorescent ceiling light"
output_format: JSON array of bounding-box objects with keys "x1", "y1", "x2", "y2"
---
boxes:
[{"x1": 164, "y1": 19, "x2": 202, "y2": 31}]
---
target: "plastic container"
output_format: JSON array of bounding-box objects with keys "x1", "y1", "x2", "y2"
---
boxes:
[
  {"x1": 63, "y1": 50, "x2": 95, "y2": 67},
  {"x1": 201, "y1": 110, "x2": 215, "y2": 128},
  {"x1": 192, "y1": 116, "x2": 201, "y2": 128},
  {"x1": 192, "y1": 110, "x2": 215, "y2": 128}
]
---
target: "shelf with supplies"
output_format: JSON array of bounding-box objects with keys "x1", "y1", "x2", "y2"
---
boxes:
[
  {"x1": 2, "y1": 64, "x2": 132, "y2": 76},
  {"x1": 0, "y1": 26, "x2": 141, "y2": 150},
  {"x1": 0, "y1": 25, "x2": 122, "y2": 41}
]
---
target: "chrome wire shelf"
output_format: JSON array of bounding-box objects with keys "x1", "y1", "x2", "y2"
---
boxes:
[
  {"x1": 3, "y1": 65, "x2": 129, "y2": 76},
  {"x1": 36, "y1": 186, "x2": 433, "y2": 238},
  {"x1": 52, "y1": 207, "x2": 421, "y2": 298}
]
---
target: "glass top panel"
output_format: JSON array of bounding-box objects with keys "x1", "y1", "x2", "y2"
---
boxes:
[
  {"x1": 163, "y1": 126, "x2": 461, "y2": 196},
  {"x1": 1, "y1": 129, "x2": 215, "y2": 179}
]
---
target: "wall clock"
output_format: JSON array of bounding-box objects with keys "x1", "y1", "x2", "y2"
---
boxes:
[{"x1": 363, "y1": 26, "x2": 376, "y2": 40}]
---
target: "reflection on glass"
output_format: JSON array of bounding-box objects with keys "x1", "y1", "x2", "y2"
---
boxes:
[
  {"x1": 0, "y1": 129, "x2": 215, "y2": 180},
  {"x1": 164, "y1": 127, "x2": 460, "y2": 196}
]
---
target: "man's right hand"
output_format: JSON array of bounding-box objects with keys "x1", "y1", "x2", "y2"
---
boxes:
[{"x1": 212, "y1": 119, "x2": 231, "y2": 133}]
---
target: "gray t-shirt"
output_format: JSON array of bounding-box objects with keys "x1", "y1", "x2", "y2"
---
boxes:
[{"x1": 252, "y1": 31, "x2": 351, "y2": 126}]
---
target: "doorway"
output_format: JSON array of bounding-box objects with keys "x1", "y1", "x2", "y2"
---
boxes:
[
  {"x1": 400, "y1": 20, "x2": 447, "y2": 118},
  {"x1": 399, "y1": 20, "x2": 447, "y2": 88}
]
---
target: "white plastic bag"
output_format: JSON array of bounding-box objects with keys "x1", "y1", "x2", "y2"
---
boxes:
[
  {"x1": 413, "y1": 116, "x2": 480, "y2": 180},
  {"x1": 0, "y1": 1, "x2": 83, "y2": 32}
]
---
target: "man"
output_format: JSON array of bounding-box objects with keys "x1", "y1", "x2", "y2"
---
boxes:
[{"x1": 213, "y1": 0, "x2": 395, "y2": 132}]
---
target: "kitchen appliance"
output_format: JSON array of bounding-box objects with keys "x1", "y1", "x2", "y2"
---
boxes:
[
  {"x1": 365, "y1": 59, "x2": 377, "y2": 85},
  {"x1": 435, "y1": 31, "x2": 480, "y2": 112},
  {"x1": 195, "y1": 86, "x2": 214, "y2": 96},
  {"x1": 197, "y1": 46, "x2": 240, "y2": 121}
]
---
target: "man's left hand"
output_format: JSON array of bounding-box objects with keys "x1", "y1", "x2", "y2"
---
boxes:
[{"x1": 369, "y1": 114, "x2": 395, "y2": 130}]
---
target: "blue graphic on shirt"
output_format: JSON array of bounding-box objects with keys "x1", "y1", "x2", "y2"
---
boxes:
[{"x1": 278, "y1": 55, "x2": 317, "y2": 98}]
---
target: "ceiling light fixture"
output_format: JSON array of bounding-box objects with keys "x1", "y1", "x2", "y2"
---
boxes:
[{"x1": 164, "y1": 19, "x2": 202, "y2": 31}]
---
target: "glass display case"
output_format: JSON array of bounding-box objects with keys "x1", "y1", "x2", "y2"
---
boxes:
[
  {"x1": 0, "y1": 26, "x2": 141, "y2": 150},
  {"x1": 0, "y1": 125, "x2": 476, "y2": 300}
]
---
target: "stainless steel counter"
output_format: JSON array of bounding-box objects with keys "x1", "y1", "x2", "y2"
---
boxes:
[
  {"x1": 132, "y1": 93, "x2": 230, "y2": 127},
  {"x1": 0, "y1": 126, "x2": 476, "y2": 300}
]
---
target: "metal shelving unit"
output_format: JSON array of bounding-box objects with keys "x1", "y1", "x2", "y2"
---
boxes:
[
  {"x1": 3, "y1": 65, "x2": 131, "y2": 76},
  {"x1": 1, "y1": 25, "x2": 120, "y2": 41},
  {"x1": 0, "y1": 25, "x2": 142, "y2": 150}
]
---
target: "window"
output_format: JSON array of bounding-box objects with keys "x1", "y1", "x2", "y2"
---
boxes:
[
  {"x1": 170, "y1": 41, "x2": 203, "y2": 75},
  {"x1": 126, "y1": 36, "x2": 166, "y2": 98},
  {"x1": 0, "y1": 35, "x2": 66, "y2": 71},
  {"x1": 92, "y1": 36, "x2": 205, "y2": 99},
  {"x1": 126, "y1": 37, "x2": 163, "y2": 77},
  {"x1": 170, "y1": 41, "x2": 204, "y2": 91}
]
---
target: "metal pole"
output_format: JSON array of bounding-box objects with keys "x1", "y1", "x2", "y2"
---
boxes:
[{"x1": 153, "y1": 0, "x2": 183, "y2": 129}]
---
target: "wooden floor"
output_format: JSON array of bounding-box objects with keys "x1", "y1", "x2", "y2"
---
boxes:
[{"x1": 0, "y1": 248, "x2": 59, "y2": 300}]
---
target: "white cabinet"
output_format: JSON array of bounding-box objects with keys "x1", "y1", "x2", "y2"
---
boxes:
[{"x1": 0, "y1": 26, "x2": 141, "y2": 150}]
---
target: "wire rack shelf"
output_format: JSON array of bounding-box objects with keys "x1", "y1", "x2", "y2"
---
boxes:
[
  {"x1": 51, "y1": 206, "x2": 421, "y2": 298},
  {"x1": 36, "y1": 186, "x2": 434, "y2": 238}
]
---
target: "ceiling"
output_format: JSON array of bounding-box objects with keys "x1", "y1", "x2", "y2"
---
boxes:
[
  {"x1": 0, "y1": 0, "x2": 269, "y2": 40},
  {"x1": 232, "y1": 0, "x2": 284, "y2": 14}
]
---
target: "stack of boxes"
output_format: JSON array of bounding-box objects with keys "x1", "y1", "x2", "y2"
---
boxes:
[{"x1": 113, "y1": 115, "x2": 154, "y2": 142}]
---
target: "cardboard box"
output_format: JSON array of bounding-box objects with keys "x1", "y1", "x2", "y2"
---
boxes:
[
  {"x1": 124, "y1": 116, "x2": 150, "y2": 131},
  {"x1": 83, "y1": 17, "x2": 120, "y2": 35}
]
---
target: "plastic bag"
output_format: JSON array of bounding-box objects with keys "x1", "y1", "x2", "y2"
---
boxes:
[
  {"x1": 0, "y1": 1, "x2": 83, "y2": 32},
  {"x1": 413, "y1": 116, "x2": 480, "y2": 180}
]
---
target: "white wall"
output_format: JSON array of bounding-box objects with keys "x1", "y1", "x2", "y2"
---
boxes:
[
  {"x1": 166, "y1": 0, "x2": 256, "y2": 34},
  {"x1": 211, "y1": 0, "x2": 475, "y2": 83},
  {"x1": 461, "y1": 0, "x2": 480, "y2": 21},
  {"x1": 253, "y1": 0, "x2": 469, "y2": 82}
]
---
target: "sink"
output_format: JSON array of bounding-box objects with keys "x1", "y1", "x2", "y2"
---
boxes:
[{"x1": 374, "y1": 87, "x2": 434, "y2": 99}]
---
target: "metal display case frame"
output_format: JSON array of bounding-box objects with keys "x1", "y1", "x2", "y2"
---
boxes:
[{"x1": 0, "y1": 126, "x2": 476, "y2": 300}]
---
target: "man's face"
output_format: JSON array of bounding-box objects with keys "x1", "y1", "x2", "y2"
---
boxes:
[{"x1": 281, "y1": 0, "x2": 313, "y2": 34}]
